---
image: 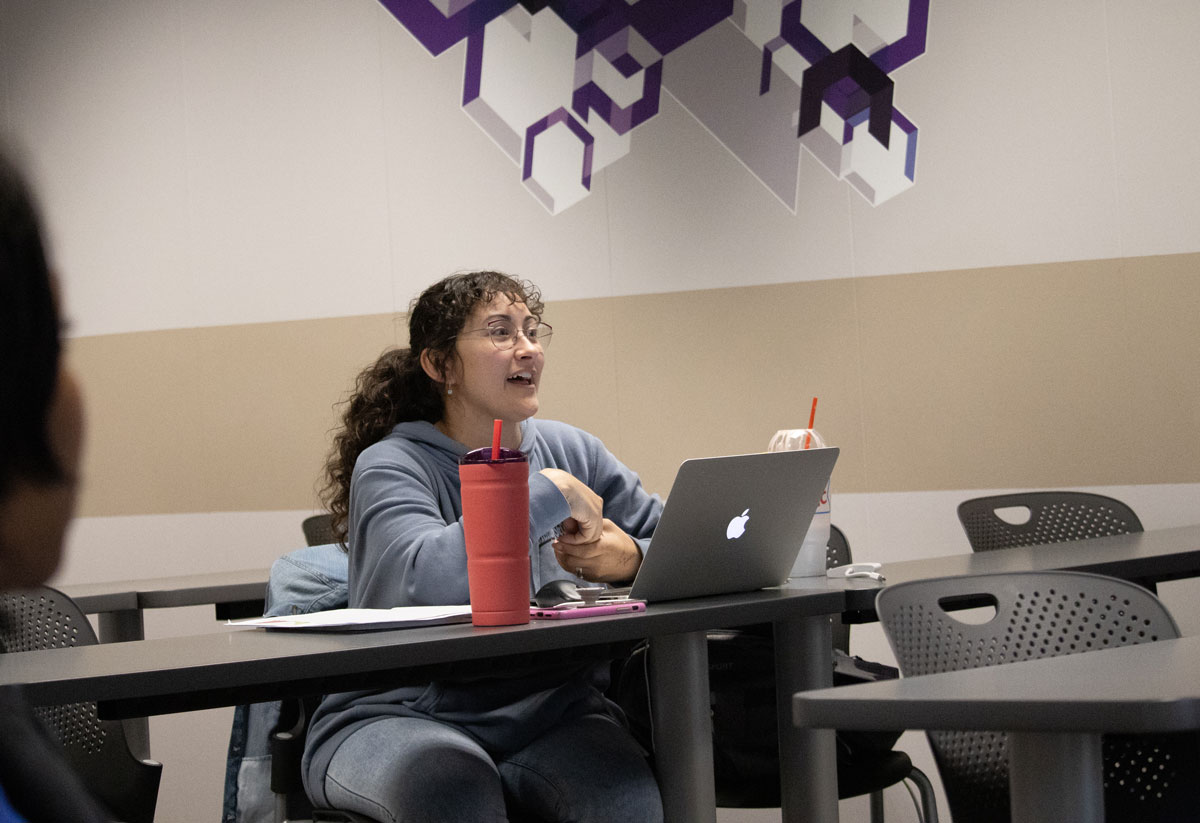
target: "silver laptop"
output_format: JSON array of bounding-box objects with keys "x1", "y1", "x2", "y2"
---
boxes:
[{"x1": 623, "y1": 447, "x2": 839, "y2": 603}]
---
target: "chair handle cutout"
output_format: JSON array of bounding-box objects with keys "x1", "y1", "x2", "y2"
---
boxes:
[
  {"x1": 993, "y1": 505, "x2": 1033, "y2": 525},
  {"x1": 937, "y1": 593, "x2": 999, "y2": 625}
]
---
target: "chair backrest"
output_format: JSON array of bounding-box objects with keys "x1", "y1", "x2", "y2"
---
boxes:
[
  {"x1": 301, "y1": 513, "x2": 336, "y2": 547},
  {"x1": 957, "y1": 491, "x2": 1143, "y2": 552},
  {"x1": 0, "y1": 586, "x2": 162, "y2": 823},
  {"x1": 877, "y1": 570, "x2": 1187, "y2": 823},
  {"x1": 826, "y1": 523, "x2": 850, "y2": 569}
]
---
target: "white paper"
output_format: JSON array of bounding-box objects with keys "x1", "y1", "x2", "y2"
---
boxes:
[{"x1": 229, "y1": 605, "x2": 473, "y2": 631}]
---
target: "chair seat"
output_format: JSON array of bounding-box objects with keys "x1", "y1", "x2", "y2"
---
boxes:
[
  {"x1": 313, "y1": 812, "x2": 380, "y2": 823},
  {"x1": 837, "y1": 750, "x2": 917, "y2": 798},
  {"x1": 712, "y1": 748, "x2": 917, "y2": 808}
]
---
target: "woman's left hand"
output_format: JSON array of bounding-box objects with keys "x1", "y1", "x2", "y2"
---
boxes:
[{"x1": 553, "y1": 518, "x2": 642, "y2": 584}]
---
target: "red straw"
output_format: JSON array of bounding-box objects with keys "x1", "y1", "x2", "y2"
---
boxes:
[
  {"x1": 803, "y1": 397, "x2": 818, "y2": 449},
  {"x1": 491, "y1": 419, "x2": 502, "y2": 460}
]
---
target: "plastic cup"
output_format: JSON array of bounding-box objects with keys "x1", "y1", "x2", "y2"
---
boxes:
[
  {"x1": 459, "y1": 446, "x2": 530, "y2": 626},
  {"x1": 768, "y1": 428, "x2": 830, "y2": 578}
]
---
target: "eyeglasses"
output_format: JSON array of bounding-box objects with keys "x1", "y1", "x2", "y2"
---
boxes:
[{"x1": 456, "y1": 321, "x2": 553, "y2": 351}]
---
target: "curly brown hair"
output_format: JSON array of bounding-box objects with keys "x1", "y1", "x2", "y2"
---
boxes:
[{"x1": 321, "y1": 271, "x2": 544, "y2": 546}]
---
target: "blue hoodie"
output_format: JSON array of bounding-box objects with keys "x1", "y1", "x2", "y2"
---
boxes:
[{"x1": 302, "y1": 418, "x2": 662, "y2": 805}]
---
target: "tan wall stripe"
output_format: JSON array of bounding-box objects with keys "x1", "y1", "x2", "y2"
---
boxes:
[{"x1": 68, "y1": 254, "x2": 1200, "y2": 517}]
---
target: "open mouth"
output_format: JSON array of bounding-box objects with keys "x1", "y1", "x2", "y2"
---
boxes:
[{"x1": 507, "y1": 371, "x2": 535, "y2": 387}]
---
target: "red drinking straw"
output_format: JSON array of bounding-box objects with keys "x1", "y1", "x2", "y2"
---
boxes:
[
  {"x1": 803, "y1": 397, "x2": 818, "y2": 449},
  {"x1": 492, "y1": 419, "x2": 502, "y2": 461}
]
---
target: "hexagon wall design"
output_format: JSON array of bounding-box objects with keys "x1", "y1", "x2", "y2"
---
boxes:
[{"x1": 377, "y1": 0, "x2": 928, "y2": 213}]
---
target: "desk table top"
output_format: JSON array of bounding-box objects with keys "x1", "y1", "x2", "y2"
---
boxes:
[
  {"x1": 794, "y1": 633, "x2": 1200, "y2": 735},
  {"x1": 842, "y1": 524, "x2": 1200, "y2": 615},
  {"x1": 2, "y1": 579, "x2": 845, "y2": 717},
  {"x1": 59, "y1": 567, "x2": 271, "y2": 612}
]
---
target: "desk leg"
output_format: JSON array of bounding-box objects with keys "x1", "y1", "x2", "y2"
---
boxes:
[
  {"x1": 97, "y1": 608, "x2": 145, "y2": 643},
  {"x1": 648, "y1": 631, "x2": 715, "y2": 823},
  {"x1": 1008, "y1": 732, "x2": 1103, "y2": 823},
  {"x1": 95, "y1": 609, "x2": 151, "y2": 759},
  {"x1": 776, "y1": 614, "x2": 837, "y2": 823}
]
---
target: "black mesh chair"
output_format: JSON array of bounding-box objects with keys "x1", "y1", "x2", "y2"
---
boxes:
[
  {"x1": 222, "y1": 542, "x2": 376, "y2": 823},
  {"x1": 269, "y1": 696, "x2": 379, "y2": 823},
  {"x1": 822, "y1": 526, "x2": 937, "y2": 821},
  {"x1": 877, "y1": 570, "x2": 1199, "y2": 823},
  {"x1": 0, "y1": 586, "x2": 162, "y2": 823},
  {"x1": 957, "y1": 491, "x2": 1143, "y2": 552},
  {"x1": 301, "y1": 513, "x2": 336, "y2": 547},
  {"x1": 628, "y1": 525, "x2": 937, "y2": 822},
  {"x1": 957, "y1": 491, "x2": 1152, "y2": 592}
]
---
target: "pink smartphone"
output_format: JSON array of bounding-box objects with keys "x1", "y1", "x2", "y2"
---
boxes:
[{"x1": 530, "y1": 601, "x2": 646, "y2": 619}]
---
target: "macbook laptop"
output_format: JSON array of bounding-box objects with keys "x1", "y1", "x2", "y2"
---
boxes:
[{"x1": 618, "y1": 446, "x2": 839, "y2": 603}]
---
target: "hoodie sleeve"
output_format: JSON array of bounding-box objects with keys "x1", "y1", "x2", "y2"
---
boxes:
[
  {"x1": 578, "y1": 432, "x2": 663, "y2": 557},
  {"x1": 529, "y1": 421, "x2": 663, "y2": 557}
]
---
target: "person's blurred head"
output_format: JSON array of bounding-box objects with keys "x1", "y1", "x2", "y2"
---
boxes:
[{"x1": 0, "y1": 148, "x2": 85, "y2": 586}]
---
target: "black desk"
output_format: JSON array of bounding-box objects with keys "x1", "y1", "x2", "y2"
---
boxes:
[
  {"x1": 37, "y1": 524, "x2": 1200, "y2": 821},
  {"x1": 793, "y1": 634, "x2": 1200, "y2": 823},
  {"x1": 58, "y1": 525, "x2": 1200, "y2": 640},
  {"x1": 841, "y1": 524, "x2": 1200, "y2": 618},
  {"x1": 59, "y1": 568, "x2": 270, "y2": 642},
  {"x1": 1, "y1": 580, "x2": 848, "y2": 823}
]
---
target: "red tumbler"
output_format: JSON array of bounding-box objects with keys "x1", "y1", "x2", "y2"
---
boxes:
[{"x1": 459, "y1": 446, "x2": 530, "y2": 626}]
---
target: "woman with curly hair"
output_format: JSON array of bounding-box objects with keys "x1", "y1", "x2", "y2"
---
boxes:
[{"x1": 302, "y1": 271, "x2": 664, "y2": 822}]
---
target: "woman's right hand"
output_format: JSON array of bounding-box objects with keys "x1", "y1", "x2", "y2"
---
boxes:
[{"x1": 539, "y1": 468, "x2": 604, "y2": 543}]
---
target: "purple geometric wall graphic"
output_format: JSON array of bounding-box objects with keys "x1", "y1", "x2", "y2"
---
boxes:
[
  {"x1": 523, "y1": 107, "x2": 595, "y2": 212},
  {"x1": 572, "y1": 28, "x2": 664, "y2": 137},
  {"x1": 378, "y1": 0, "x2": 927, "y2": 214},
  {"x1": 798, "y1": 45, "x2": 894, "y2": 149}
]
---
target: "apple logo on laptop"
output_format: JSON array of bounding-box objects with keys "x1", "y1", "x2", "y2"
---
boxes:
[{"x1": 726, "y1": 509, "x2": 750, "y2": 540}]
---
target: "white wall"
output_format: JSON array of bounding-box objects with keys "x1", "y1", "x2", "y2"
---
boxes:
[
  {"x1": 5, "y1": 1, "x2": 1200, "y2": 821},
  {"x1": 3, "y1": 1, "x2": 1199, "y2": 338}
]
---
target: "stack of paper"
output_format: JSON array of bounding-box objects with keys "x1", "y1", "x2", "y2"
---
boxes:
[{"x1": 230, "y1": 605, "x2": 473, "y2": 632}]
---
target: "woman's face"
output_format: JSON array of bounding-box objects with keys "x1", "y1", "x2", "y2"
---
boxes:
[
  {"x1": 0, "y1": 364, "x2": 86, "y2": 587},
  {"x1": 440, "y1": 295, "x2": 545, "y2": 444}
]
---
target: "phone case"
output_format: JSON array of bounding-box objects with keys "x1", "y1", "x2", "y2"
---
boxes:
[{"x1": 530, "y1": 601, "x2": 646, "y2": 619}]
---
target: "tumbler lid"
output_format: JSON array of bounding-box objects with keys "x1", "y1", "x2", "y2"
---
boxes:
[{"x1": 460, "y1": 446, "x2": 526, "y2": 464}]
